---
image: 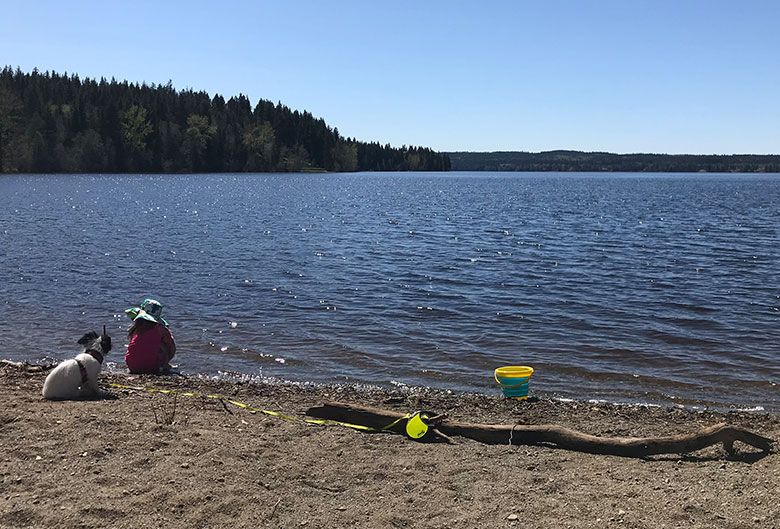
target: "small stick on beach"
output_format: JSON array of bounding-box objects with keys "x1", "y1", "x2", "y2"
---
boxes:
[
  {"x1": 269, "y1": 499, "x2": 282, "y2": 519},
  {"x1": 218, "y1": 398, "x2": 234, "y2": 415}
]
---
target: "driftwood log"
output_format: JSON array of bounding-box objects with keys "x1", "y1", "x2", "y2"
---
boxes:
[
  {"x1": 306, "y1": 401, "x2": 775, "y2": 458},
  {"x1": 0, "y1": 360, "x2": 52, "y2": 373}
]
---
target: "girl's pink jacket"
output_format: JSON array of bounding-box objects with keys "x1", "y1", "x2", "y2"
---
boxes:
[{"x1": 125, "y1": 324, "x2": 176, "y2": 374}]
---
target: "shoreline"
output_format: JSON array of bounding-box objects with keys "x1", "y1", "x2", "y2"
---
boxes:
[
  {"x1": 2, "y1": 362, "x2": 779, "y2": 528},
  {"x1": 11, "y1": 358, "x2": 780, "y2": 416},
  {"x1": 118, "y1": 364, "x2": 779, "y2": 416}
]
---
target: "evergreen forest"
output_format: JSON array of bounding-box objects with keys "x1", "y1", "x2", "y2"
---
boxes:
[{"x1": 0, "y1": 67, "x2": 451, "y2": 174}]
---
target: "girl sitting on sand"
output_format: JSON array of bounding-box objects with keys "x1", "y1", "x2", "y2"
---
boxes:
[{"x1": 125, "y1": 298, "x2": 176, "y2": 374}]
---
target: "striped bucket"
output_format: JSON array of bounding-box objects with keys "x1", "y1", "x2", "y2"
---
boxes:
[{"x1": 494, "y1": 366, "x2": 534, "y2": 400}]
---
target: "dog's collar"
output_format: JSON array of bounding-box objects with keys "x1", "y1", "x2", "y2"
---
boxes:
[
  {"x1": 85, "y1": 349, "x2": 104, "y2": 364},
  {"x1": 75, "y1": 359, "x2": 89, "y2": 384}
]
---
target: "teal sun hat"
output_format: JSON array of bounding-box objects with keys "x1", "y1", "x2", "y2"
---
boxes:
[{"x1": 125, "y1": 298, "x2": 168, "y2": 326}]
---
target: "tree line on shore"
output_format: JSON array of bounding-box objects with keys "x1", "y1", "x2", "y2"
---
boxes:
[
  {"x1": 0, "y1": 67, "x2": 450, "y2": 174},
  {"x1": 447, "y1": 150, "x2": 780, "y2": 173}
]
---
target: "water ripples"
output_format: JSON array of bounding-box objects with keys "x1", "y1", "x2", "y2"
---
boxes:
[{"x1": 1, "y1": 172, "x2": 778, "y2": 411}]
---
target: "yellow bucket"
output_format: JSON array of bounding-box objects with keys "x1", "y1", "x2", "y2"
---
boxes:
[{"x1": 494, "y1": 366, "x2": 534, "y2": 400}]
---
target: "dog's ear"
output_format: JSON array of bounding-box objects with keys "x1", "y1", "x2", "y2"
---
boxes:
[
  {"x1": 77, "y1": 331, "x2": 99, "y2": 345},
  {"x1": 102, "y1": 325, "x2": 111, "y2": 351}
]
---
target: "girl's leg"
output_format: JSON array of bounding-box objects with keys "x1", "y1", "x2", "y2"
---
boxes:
[{"x1": 157, "y1": 349, "x2": 172, "y2": 374}]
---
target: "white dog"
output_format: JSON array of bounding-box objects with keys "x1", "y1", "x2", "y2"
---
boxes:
[{"x1": 42, "y1": 329, "x2": 112, "y2": 400}]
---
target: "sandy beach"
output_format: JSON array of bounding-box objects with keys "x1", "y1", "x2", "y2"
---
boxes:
[{"x1": 1, "y1": 363, "x2": 778, "y2": 529}]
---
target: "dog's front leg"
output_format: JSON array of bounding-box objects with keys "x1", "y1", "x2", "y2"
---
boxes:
[{"x1": 80, "y1": 380, "x2": 99, "y2": 398}]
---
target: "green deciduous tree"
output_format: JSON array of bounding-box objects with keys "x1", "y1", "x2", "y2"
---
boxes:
[
  {"x1": 332, "y1": 141, "x2": 358, "y2": 172},
  {"x1": 184, "y1": 113, "x2": 216, "y2": 172},
  {"x1": 121, "y1": 105, "x2": 152, "y2": 171},
  {"x1": 279, "y1": 144, "x2": 310, "y2": 172},
  {"x1": 242, "y1": 121, "x2": 276, "y2": 171},
  {"x1": 122, "y1": 105, "x2": 152, "y2": 152}
]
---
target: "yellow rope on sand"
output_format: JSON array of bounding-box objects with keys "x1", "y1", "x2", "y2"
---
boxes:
[{"x1": 109, "y1": 382, "x2": 391, "y2": 432}]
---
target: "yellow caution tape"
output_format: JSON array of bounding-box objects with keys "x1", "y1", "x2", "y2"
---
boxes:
[{"x1": 109, "y1": 382, "x2": 393, "y2": 432}]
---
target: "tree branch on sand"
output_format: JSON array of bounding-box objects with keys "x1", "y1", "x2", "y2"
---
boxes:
[
  {"x1": 305, "y1": 402, "x2": 774, "y2": 459},
  {"x1": 0, "y1": 360, "x2": 52, "y2": 373}
]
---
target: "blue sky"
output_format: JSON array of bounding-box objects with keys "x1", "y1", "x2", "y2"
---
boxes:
[{"x1": 2, "y1": 1, "x2": 779, "y2": 154}]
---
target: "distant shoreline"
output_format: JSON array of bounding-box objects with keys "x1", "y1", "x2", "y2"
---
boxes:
[
  {"x1": 445, "y1": 150, "x2": 780, "y2": 173},
  {"x1": 3, "y1": 168, "x2": 780, "y2": 176}
]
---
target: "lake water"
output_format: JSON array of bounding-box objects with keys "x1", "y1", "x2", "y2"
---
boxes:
[{"x1": 1, "y1": 172, "x2": 778, "y2": 412}]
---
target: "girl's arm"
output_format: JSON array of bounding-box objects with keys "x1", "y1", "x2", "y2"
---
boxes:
[{"x1": 161, "y1": 326, "x2": 176, "y2": 360}]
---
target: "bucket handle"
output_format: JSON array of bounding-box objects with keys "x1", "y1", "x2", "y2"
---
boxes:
[{"x1": 494, "y1": 373, "x2": 530, "y2": 388}]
